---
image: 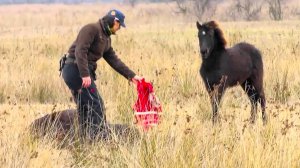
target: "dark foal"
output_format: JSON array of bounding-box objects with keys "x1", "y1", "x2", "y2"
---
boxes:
[{"x1": 196, "y1": 21, "x2": 267, "y2": 125}]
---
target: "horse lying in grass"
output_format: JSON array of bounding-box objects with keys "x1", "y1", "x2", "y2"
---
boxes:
[
  {"x1": 196, "y1": 21, "x2": 267, "y2": 125},
  {"x1": 30, "y1": 109, "x2": 76, "y2": 142},
  {"x1": 30, "y1": 109, "x2": 139, "y2": 143}
]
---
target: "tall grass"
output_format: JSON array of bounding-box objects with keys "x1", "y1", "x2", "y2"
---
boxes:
[{"x1": 0, "y1": 3, "x2": 300, "y2": 168}]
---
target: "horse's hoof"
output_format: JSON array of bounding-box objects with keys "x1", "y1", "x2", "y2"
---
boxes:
[{"x1": 262, "y1": 117, "x2": 268, "y2": 126}]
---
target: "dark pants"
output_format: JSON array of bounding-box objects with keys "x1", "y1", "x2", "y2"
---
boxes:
[{"x1": 62, "y1": 63, "x2": 107, "y2": 139}]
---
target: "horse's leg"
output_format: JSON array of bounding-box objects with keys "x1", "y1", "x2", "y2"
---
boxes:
[
  {"x1": 210, "y1": 91, "x2": 220, "y2": 124},
  {"x1": 209, "y1": 86, "x2": 225, "y2": 124},
  {"x1": 250, "y1": 76, "x2": 267, "y2": 125},
  {"x1": 241, "y1": 79, "x2": 267, "y2": 124},
  {"x1": 241, "y1": 80, "x2": 258, "y2": 124},
  {"x1": 260, "y1": 92, "x2": 267, "y2": 125}
]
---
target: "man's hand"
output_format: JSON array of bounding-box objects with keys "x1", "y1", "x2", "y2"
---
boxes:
[
  {"x1": 131, "y1": 75, "x2": 143, "y2": 85},
  {"x1": 82, "y1": 76, "x2": 91, "y2": 88}
]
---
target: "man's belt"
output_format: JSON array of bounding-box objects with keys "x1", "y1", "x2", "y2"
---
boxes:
[{"x1": 65, "y1": 56, "x2": 77, "y2": 64}]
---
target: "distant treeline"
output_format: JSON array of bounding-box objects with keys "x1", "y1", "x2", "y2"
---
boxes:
[
  {"x1": 0, "y1": 0, "x2": 107, "y2": 4},
  {"x1": 0, "y1": 0, "x2": 173, "y2": 4}
]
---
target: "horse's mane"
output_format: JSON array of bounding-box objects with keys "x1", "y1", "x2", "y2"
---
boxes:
[{"x1": 204, "y1": 21, "x2": 227, "y2": 49}]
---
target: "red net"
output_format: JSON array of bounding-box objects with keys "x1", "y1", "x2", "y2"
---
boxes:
[{"x1": 133, "y1": 79, "x2": 162, "y2": 131}]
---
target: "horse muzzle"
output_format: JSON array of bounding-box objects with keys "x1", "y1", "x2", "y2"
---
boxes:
[{"x1": 201, "y1": 48, "x2": 210, "y2": 59}]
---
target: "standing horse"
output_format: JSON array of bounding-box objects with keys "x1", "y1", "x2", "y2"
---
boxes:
[{"x1": 196, "y1": 21, "x2": 267, "y2": 124}]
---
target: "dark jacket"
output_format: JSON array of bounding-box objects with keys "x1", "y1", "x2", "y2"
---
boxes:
[{"x1": 68, "y1": 19, "x2": 136, "y2": 79}]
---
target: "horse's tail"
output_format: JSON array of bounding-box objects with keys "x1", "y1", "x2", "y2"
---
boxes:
[
  {"x1": 248, "y1": 45, "x2": 265, "y2": 95},
  {"x1": 252, "y1": 47, "x2": 264, "y2": 76}
]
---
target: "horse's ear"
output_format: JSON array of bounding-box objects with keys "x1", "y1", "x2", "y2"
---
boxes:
[{"x1": 196, "y1": 21, "x2": 202, "y2": 30}]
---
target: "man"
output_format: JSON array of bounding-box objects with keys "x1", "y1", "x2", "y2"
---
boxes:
[{"x1": 61, "y1": 9, "x2": 142, "y2": 139}]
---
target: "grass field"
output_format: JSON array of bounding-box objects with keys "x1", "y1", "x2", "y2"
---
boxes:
[{"x1": 0, "y1": 3, "x2": 300, "y2": 168}]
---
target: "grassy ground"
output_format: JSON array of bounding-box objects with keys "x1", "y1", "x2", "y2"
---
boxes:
[{"x1": 0, "y1": 3, "x2": 300, "y2": 168}]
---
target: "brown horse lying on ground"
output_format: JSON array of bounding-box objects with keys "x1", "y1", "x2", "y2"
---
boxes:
[
  {"x1": 196, "y1": 21, "x2": 267, "y2": 125},
  {"x1": 30, "y1": 109, "x2": 139, "y2": 143},
  {"x1": 30, "y1": 109, "x2": 76, "y2": 141}
]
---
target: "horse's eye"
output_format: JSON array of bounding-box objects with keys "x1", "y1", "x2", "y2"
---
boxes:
[{"x1": 202, "y1": 31, "x2": 206, "y2": 35}]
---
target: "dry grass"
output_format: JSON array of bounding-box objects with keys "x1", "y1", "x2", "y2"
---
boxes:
[{"x1": 0, "y1": 3, "x2": 300, "y2": 168}]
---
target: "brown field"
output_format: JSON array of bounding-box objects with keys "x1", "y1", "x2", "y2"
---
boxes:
[{"x1": 0, "y1": 3, "x2": 300, "y2": 168}]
